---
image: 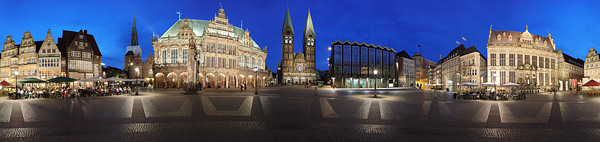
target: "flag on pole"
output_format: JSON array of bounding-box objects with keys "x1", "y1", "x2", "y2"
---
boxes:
[
  {"x1": 462, "y1": 36, "x2": 467, "y2": 41},
  {"x1": 456, "y1": 41, "x2": 460, "y2": 44}
]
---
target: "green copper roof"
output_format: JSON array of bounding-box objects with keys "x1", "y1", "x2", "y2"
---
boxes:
[
  {"x1": 160, "y1": 19, "x2": 259, "y2": 48},
  {"x1": 304, "y1": 10, "x2": 315, "y2": 37},
  {"x1": 130, "y1": 16, "x2": 139, "y2": 46},
  {"x1": 282, "y1": 7, "x2": 294, "y2": 34}
]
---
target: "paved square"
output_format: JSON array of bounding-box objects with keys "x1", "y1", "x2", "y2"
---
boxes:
[
  {"x1": 20, "y1": 99, "x2": 73, "y2": 122},
  {"x1": 379, "y1": 100, "x2": 431, "y2": 120},
  {"x1": 142, "y1": 96, "x2": 192, "y2": 117},
  {"x1": 560, "y1": 102, "x2": 600, "y2": 122},
  {"x1": 320, "y1": 98, "x2": 371, "y2": 119},
  {"x1": 439, "y1": 101, "x2": 491, "y2": 122},
  {"x1": 80, "y1": 97, "x2": 134, "y2": 119},
  {"x1": 0, "y1": 101, "x2": 12, "y2": 122},
  {"x1": 498, "y1": 102, "x2": 551, "y2": 123},
  {"x1": 201, "y1": 96, "x2": 253, "y2": 116}
]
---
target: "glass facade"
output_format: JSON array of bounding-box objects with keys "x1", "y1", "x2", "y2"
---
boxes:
[{"x1": 330, "y1": 41, "x2": 396, "y2": 88}]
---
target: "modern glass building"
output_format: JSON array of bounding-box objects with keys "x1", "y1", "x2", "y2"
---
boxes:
[{"x1": 329, "y1": 41, "x2": 396, "y2": 88}]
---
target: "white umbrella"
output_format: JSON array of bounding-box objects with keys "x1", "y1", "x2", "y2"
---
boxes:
[
  {"x1": 105, "y1": 77, "x2": 124, "y2": 82},
  {"x1": 502, "y1": 83, "x2": 519, "y2": 87},
  {"x1": 126, "y1": 79, "x2": 145, "y2": 82},
  {"x1": 482, "y1": 82, "x2": 496, "y2": 87},
  {"x1": 79, "y1": 77, "x2": 103, "y2": 82},
  {"x1": 459, "y1": 82, "x2": 478, "y2": 86}
]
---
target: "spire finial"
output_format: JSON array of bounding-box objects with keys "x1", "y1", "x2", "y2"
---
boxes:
[
  {"x1": 526, "y1": 24, "x2": 528, "y2": 31},
  {"x1": 220, "y1": 2, "x2": 222, "y2": 9},
  {"x1": 241, "y1": 20, "x2": 243, "y2": 29}
]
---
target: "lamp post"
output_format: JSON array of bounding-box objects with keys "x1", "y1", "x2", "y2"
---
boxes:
[
  {"x1": 14, "y1": 71, "x2": 18, "y2": 91},
  {"x1": 135, "y1": 68, "x2": 139, "y2": 95},
  {"x1": 331, "y1": 77, "x2": 336, "y2": 89},
  {"x1": 374, "y1": 70, "x2": 378, "y2": 98},
  {"x1": 253, "y1": 67, "x2": 258, "y2": 95}
]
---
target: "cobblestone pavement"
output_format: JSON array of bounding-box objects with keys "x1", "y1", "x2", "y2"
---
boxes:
[{"x1": 0, "y1": 86, "x2": 599, "y2": 141}]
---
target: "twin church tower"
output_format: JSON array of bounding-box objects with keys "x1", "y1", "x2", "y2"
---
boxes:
[{"x1": 278, "y1": 7, "x2": 317, "y2": 85}]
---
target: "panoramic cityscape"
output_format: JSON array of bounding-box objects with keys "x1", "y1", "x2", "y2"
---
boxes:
[{"x1": 1, "y1": 0, "x2": 600, "y2": 141}]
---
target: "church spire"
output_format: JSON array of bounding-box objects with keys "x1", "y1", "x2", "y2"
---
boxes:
[
  {"x1": 304, "y1": 9, "x2": 315, "y2": 37},
  {"x1": 283, "y1": 6, "x2": 294, "y2": 34},
  {"x1": 130, "y1": 16, "x2": 139, "y2": 46}
]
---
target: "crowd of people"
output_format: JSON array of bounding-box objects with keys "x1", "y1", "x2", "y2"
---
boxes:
[{"x1": 8, "y1": 86, "x2": 137, "y2": 99}]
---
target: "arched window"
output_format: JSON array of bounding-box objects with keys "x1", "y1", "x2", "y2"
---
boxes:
[
  {"x1": 508, "y1": 35, "x2": 512, "y2": 41},
  {"x1": 497, "y1": 34, "x2": 502, "y2": 40}
]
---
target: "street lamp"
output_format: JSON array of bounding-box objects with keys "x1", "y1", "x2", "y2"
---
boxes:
[
  {"x1": 374, "y1": 70, "x2": 378, "y2": 98},
  {"x1": 135, "y1": 68, "x2": 139, "y2": 95},
  {"x1": 14, "y1": 71, "x2": 18, "y2": 91},
  {"x1": 331, "y1": 77, "x2": 336, "y2": 89},
  {"x1": 253, "y1": 67, "x2": 258, "y2": 95}
]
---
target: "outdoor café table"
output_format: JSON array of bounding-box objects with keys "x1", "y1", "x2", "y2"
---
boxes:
[
  {"x1": 512, "y1": 94, "x2": 520, "y2": 100},
  {"x1": 471, "y1": 93, "x2": 478, "y2": 100}
]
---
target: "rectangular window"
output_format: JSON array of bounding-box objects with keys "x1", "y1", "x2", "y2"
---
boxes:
[
  {"x1": 171, "y1": 48, "x2": 178, "y2": 63},
  {"x1": 499, "y1": 54, "x2": 506, "y2": 66},
  {"x1": 525, "y1": 55, "x2": 530, "y2": 65},
  {"x1": 333, "y1": 45, "x2": 342, "y2": 75},
  {"x1": 539, "y1": 57, "x2": 544, "y2": 68},
  {"x1": 361, "y1": 47, "x2": 368, "y2": 76},
  {"x1": 509, "y1": 54, "x2": 515, "y2": 66},
  {"x1": 343, "y1": 45, "x2": 351, "y2": 76},
  {"x1": 545, "y1": 58, "x2": 549, "y2": 69},
  {"x1": 532, "y1": 56, "x2": 537, "y2": 67},
  {"x1": 500, "y1": 71, "x2": 506, "y2": 85},
  {"x1": 490, "y1": 54, "x2": 496, "y2": 66},
  {"x1": 517, "y1": 54, "x2": 523, "y2": 66},
  {"x1": 551, "y1": 59, "x2": 555, "y2": 69},
  {"x1": 369, "y1": 48, "x2": 375, "y2": 77},
  {"x1": 352, "y1": 46, "x2": 360, "y2": 76},
  {"x1": 509, "y1": 71, "x2": 515, "y2": 83},
  {"x1": 182, "y1": 49, "x2": 188, "y2": 63}
]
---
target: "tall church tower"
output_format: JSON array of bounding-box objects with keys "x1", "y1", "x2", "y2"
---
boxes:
[
  {"x1": 303, "y1": 9, "x2": 316, "y2": 74},
  {"x1": 282, "y1": 7, "x2": 295, "y2": 73},
  {"x1": 125, "y1": 16, "x2": 142, "y2": 71}
]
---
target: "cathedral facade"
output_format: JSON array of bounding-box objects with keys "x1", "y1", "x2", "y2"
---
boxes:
[
  {"x1": 151, "y1": 5, "x2": 271, "y2": 89},
  {"x1": 277, "y1": 7, "x2": 317, "y2": 85}
]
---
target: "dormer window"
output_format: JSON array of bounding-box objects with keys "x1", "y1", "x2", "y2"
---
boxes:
[
  {"x1": 79, "y1": 35, "x2": 83, "y2": 39},
  {"x1": 497, "y1": 34, "x2": 501, "y2": 40},
  {"x1": 544, "y1": 40, "x2": 547, "y2": 46},
  {"x1": 508, "y1": 35, "x2": 512, "y2": 41}
]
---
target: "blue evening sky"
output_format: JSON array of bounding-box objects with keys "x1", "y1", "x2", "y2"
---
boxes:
[{"x1": 0, "y1": 0, "x2": 598, "y2": 72}]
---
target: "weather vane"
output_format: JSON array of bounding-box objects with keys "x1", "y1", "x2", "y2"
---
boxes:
[{"x1": 177, "y1": 11, "x2": 182, "y2": 20}]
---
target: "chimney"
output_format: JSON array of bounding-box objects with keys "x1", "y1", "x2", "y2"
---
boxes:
[{"x1": 84, "y1": 30, "x2": 87, "y2": 34}]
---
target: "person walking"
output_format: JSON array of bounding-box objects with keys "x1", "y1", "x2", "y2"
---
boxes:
[
  {"x1": 244, "y1": 83, "x2": 247, "y2": 91},
  {"x1": 240, "y1": 84, "x2": 244, "y2": 92}
]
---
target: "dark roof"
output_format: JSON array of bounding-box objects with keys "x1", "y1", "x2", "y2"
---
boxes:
[
  {"x1": 125, "y1": 51, "x2": 135, "y2": 56},
  {"x1": 459, "y1": 46, "x2": 486, "y2": 60},
  {"x1": 437, "y1": 44, "x2": 466, "y2": 64},
  {"x1": 562, "y1": 53, "x2": 584, "y2": 68},
  {"x1": 56, "y1": 38, "x2": 67, "y2": 57},
  {"x1": 396, "y1": 50, "x2": 412, "y2": 60},
  {"x1": 34, "y1": 41, "x2": 43, "y2": 52},
  {"x1": 57, "y1": 30, "x2": 102, "y2": 57},
  {"x1": 86, "y1": 34, "x2": 102, "y2": 56}
]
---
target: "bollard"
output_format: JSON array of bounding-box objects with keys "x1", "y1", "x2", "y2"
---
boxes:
[
  {"x1": 433, "y1": 89, "x2": 437, "y2": 99},
  {"x1": 314, "y1": 87, "x2": 318, "y2": 96}
]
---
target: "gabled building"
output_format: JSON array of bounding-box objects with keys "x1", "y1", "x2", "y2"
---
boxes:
[{"x1": 395, "y1": 50, "x2": 414, "y2": 87}]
